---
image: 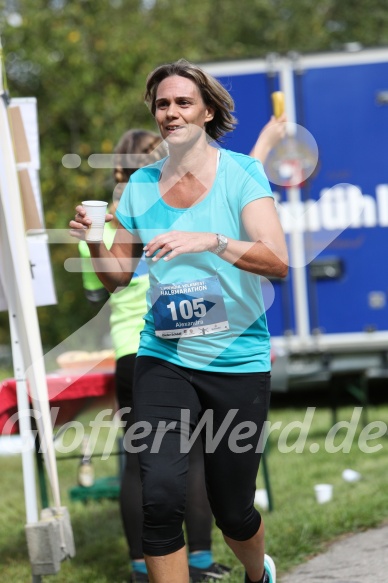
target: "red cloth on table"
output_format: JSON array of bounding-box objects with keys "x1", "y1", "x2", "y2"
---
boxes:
[{"x1": 0, "y1": 369, "x2": 115, "y2": 435}]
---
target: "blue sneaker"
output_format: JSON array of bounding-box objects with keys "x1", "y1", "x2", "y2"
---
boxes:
[{"x1": 264, "y1": 554, "x2": 276, "y2": 583}]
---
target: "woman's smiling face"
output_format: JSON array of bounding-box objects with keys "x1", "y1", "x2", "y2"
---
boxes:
[{"x1": 154, "y1": 75, "x2": 214, "y2": 146}]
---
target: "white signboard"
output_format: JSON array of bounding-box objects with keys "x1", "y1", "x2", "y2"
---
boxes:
[
  {"x1": 0, "y1": 234, "x2": 57, "y2": 311},
  {"x1": 0, "y1": 98, "x2": 57, "y2": 310}
]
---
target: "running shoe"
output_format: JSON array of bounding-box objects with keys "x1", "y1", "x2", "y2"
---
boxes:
[
  {"x1": 244, "y1": 554, "x2": 276, "y2": 583},
  {"x1": 264, "y1": 554, "x2": 276, "y2": 583},
  {"x1": 189, "y1": 561, "x2": 232, "y2": 582}
]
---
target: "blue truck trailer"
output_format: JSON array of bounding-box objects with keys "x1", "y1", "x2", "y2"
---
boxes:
[{"x1": 203, "y1": 48, "x2": 388, "y2": 391}]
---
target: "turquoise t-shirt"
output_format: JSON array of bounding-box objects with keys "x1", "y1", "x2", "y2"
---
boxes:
[{"x1": 116, "y1": 148, "x2": 273, "y2": 373}]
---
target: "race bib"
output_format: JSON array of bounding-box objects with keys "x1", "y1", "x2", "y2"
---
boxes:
[{"x1": 151, "y1": 276, "x2": 229, "y2": 339}]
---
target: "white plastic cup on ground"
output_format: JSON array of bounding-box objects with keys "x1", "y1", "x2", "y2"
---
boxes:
[
  {"x1": 342, "y1": 468, "x2": 361, "y2": 483},
  {"x1": 254, "y1": 488, "x2": 269, "y2": 511},
  {"x1": 314, "y1": 483, "x2": 333, "y2": 504},
  {"x1": 82, "y1": 200, "x2": 108, "y2": 242}
]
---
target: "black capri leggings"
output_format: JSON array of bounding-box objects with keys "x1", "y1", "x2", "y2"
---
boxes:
[
  {"x1": 133, "y1": 356, "x2": 271, "y2": 557},
  {"x1": 116, "y1": 354, "x2": 213, "y2": 560}
]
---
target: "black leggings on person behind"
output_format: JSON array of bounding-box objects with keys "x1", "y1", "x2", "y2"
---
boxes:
[
  {"x1": 133, "y1": 356, "x2": 271, "y2": 557},
  {"x1": 115, "y1": 354, "x2": 213, "y2": 561}
]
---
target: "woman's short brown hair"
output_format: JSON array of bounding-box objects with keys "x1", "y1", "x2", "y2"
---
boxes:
[{"x1": 144, "y1": 59, "x2": 237, "y2": 142}]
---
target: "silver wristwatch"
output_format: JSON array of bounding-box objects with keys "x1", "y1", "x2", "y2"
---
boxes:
[{"x1": 212, "y1": 233, "x2": 228, "y2": 255}]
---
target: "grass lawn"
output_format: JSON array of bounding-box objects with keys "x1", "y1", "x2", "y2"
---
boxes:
[{"x1": 0, "y1": 385, "x2": 387, "y2": 582}]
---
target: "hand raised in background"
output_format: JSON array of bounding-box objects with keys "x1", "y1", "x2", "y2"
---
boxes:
[{"x1": 250, "y1": 113, "x2": 287, "y2": 164}]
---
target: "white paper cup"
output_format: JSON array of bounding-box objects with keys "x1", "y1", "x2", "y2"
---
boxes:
[
  {"x1": 254, "y1": 488, "x2": 269, "y2": 511},
  {"x1": 342, "y1": 469, "x2": 361, "y2": 483},
  {"x1": 82, "y1": 200, "x2": 108, "y2": 242},
  {"x1": 314, "y1": 483, "x2": 333, "y2": 504}
]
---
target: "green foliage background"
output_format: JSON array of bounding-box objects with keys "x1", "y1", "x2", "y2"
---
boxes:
[{"x1": 1, "y1": 0, "x2": 388, "y2": 349}]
